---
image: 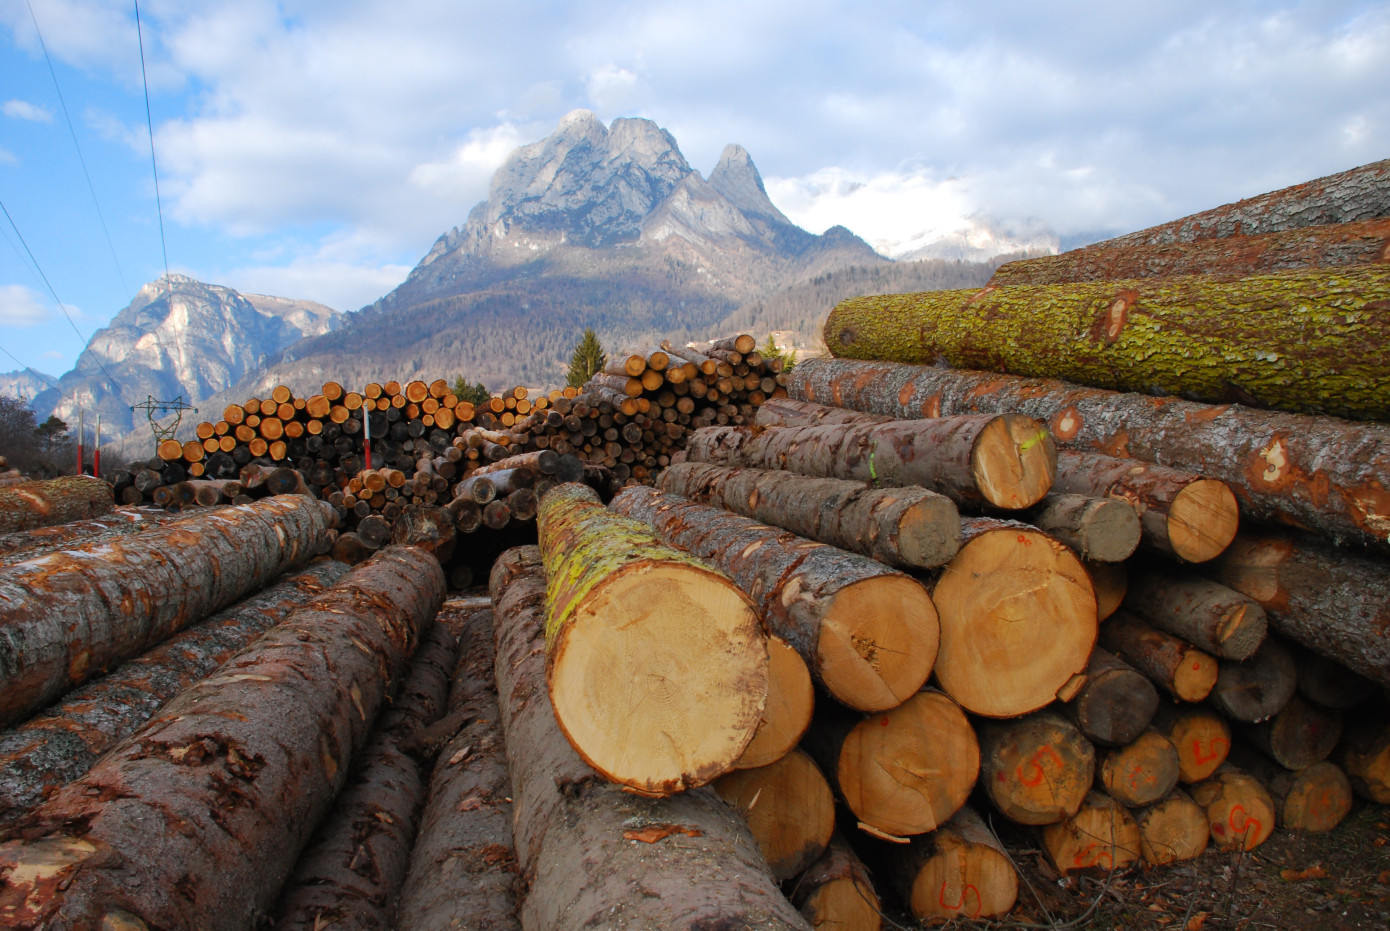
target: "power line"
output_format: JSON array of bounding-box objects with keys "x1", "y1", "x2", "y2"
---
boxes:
[
  {"x1": 24, "y1": 0, "x2": 131, "y2": 298},
  {"x1": 133, "y1": 0, "x2": 169, "y2": 281},
  {"x1": 0, "y1": 344, "x2": 64, "y2": 396}
]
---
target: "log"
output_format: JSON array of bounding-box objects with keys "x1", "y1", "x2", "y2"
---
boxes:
[
  {"x1": 1204, "y1": 529, "x2": 1390, "y2": 687},
  {"x1": 713, "y1": 748, "x2": 835, "y2": 881},
  {"x1": 609, "y1": 485, "x2": 938, "y2": 713},
  {"x1": 1027, "y1": 493, "x2": 1140, "y2": 563},
  {"x1": 822, "y1": 266, "x2": 1390, "y2": 420},
  {"x1": 977, "y1": 711, "x2": 1095, "y2": 826},
  {"x1": 1295, "y1": 649, "x2": 1375, "y2": 711},
  {"x1": 0, "y1": 507, "x2": 183, "y2": 569},
  {"x1": 537, "y1": 483, "x2": 767, "y2": 795},
  {"x1": 1053, "y1": 451, "x2": 1238, "y2": 563},
  {"x1": 488, "y1": 546, "x2": 810, "y2": 931},
  {"x1": 1039, "y1": 790, "x2": 1141, "y2": 874},
  {"x1": 271, "y1": 609, "x2": 461, "y2": 929},
  {"x1": 684, "y1": 411, "x2": 1057, "y2": 510},
  {"x1": 1188, "y1": 765, "x2": 1277, "y2": 851},
  {"x1": 657, "y1": 460, "x2": 962, "y2": 569},
  {"x1": 801, "y1": 689, "x2": 978, "y2": 838},
  {"x1": 1207, "y1": 635, "x2": 1298, "y2": 723},
  {"x1": 931, "y1": 518, "x2": 1096, "y2": 717},
  {"x1": 1125, "y1": 567, "x2": 1267, "y2": 660},
  {"x1": 1133, "y1": 789, "x2": 1210, "y2": 866},
  {"x1": 330, "y1": 531, "x2": 371, "y2": 565},
  {"x1": 1240, "y1": 693, "x2": 1342, "y2": 770},
  {"x1": 1338, "y1": 714, "x2": 1390, "y2": 803},
  {"x1": 0, "y1": 495, "x2": 335, "y2": 728},
  {"x1": 394, "y1": 600, "x2": 520, "y2": 930},
  {"x1": 884, "y1": 804, "x2": 1018, "y2": 922},
  {"x1": 1226, "y1": 746, "x2": 1353, "y2": 833},
  {"x1": 1098, "y1": 611, "x2": 1219, "y2": 702},
  {"x1": 0, "y1": 559, "x2": 348, "y2": 831},
  {"x1": 786, "y1": 357, "x2": 1390, "y2": 550},
  {"x1": 1095, "y1": 729, "x2": 1180, "y2": 808},
  {"x1": 1092, "y1": 158, "x2": 1390, "y2": 248},
  {"x1": 0, "y1": 546, "x2": 445, "y2": 928},
  {"x1": 1151, "y1": 705, "x2": 1232, "y2": 785},
  {"x1": 1060, "y1": 647, "x2": 1160, "y2": 747},
  {"x1": 789, "y1": 834, "x2": 881, "y2": 931},
  {"x1": 0, "y1": 475, "x2": 114, "y2": 534},
  {"x1": 1088, "y1": 559, "x2": 1127, "y2": 621},
  {"x1": 390, "y1": 506, "x2": 456, "y2": 559},
  {"x1": 734, "y1": 636, "x2": 814, "y2": 770}
]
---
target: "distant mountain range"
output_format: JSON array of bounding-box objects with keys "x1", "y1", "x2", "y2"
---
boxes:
[{"x1": 0, "y1": 369, "x2": 55, "y2": 403}]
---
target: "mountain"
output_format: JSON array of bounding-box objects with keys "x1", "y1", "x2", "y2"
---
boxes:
[
  {"x1": 32, "y1": 275, "x2": 340, "y2": 439},
  {"x1": 891, "y1": 215, "x2": 1060, "y2": 263},
  {"x1": 0, "y1": 369, "x2": 56, "y2": 402},
  {"x1": 252, "y1": 111, "x2": 888, "y2": 393}
]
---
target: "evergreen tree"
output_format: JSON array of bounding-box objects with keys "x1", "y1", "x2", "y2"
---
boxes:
[
  {"x1": 761, "y1": 334, "x2": 796, "y2": 373},
  {"x1": 451, "y1": 376, "x2": 492, "y2": 406},
  {"x1": 566, "y1": 328, "x2": 607, "y2": 388}
]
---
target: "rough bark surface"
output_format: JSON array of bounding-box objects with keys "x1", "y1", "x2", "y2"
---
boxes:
[
  {"x1": 488, "y1": 546, "x2": 812, "y2": 931},
  {"x1": 0, "y1": 559, "x2": 348, "y2": 831},
  {"x1": 822, "y1": 266, "x2": 1390, "y2": 420},
  {"x1": 0, "y1": 476, "x2": 113, "y2": 535},
  {"x1": 787, "y1": 357, "x2": 1390, "y2": 550},
  {"x1": 1125, "y1": 567, "x2": 1267, "y2": 660},
  {"x1": 0, "y1": 546, "x2": 445, "y2": 930},
  {"x1": 1060, "y1": 647, "x2": 1159, "y2": 748},
  {"x1": 0, "y1": 494, "x2": 336, "y2": 728},
  {"x1": 988, "y1": 218, "x2": 1390, "y2": 286},
  {"x1": 395, "y1": 600, "x2": 521, "y2": 931},
  {"x1": 609, "y1": 485, "x2": 939, "y2": 712},
  {"x1": 0, "y1": 507, "x2": 182, "y2": 568}
]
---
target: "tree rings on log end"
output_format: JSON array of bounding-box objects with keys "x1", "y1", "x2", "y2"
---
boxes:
[
  {"x1": 714, "y1": 748, "x2": 834, "y2": 881},
  {"x1": 734, "y1": 636, "x2": 814, "y2": 769},
  {"x1": 1190, "y1": 767, "x2": 1276, "y2": 851},
  {"x1": 1041, "y1": 791, "x2": 1142, "y2": 874},
  {"x1": 1167, "y1": 479, "x2": 1239, "y2": 563},
  {"x1": 547, "y1": 562, "x2": 767, "y2": 796},
  {"x1": 816, "y1": 574, "x2": 939, "y2": 712},
  {"x1": 898, "y1": 807, "x2": 1018, "y2": 923},
  {"x1": 1136, "y1": 790, "x2": 1209, "y2": 866},
  {"x1": 970, "y1": 413, "x2": 1057, "y2": 510}
]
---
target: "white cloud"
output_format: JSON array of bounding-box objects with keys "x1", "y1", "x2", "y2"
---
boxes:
[
  {"x1": 585, "y1": 65, "x2": 647, "y2": 115},
  {"x1": 409, "y1": 123, "x2": 528, "y2": 202},
  {"x1": 3, "y1": 99, "x2": 50, "y2": 121},
  {"x1": 0, "y1": 284, "x2": 50, "y2": 326},
  {"x1": 0, "y1": 146, "x2": 15, "y2": 165}
]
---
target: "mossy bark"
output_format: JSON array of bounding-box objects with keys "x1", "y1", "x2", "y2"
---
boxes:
[{"x1": 824, "y1": 265, "x2": 1390, "y2": 420}]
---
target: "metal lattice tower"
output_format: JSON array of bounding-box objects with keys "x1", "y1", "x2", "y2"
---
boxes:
[{"x1": 131, "y1": 395, "x2": 197, "y2": 444}]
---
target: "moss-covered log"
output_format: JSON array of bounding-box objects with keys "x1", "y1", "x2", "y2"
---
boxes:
[
  {"x1": 0, "y1": 494, "x2": 335, "y2": 728},
  {"x1": 1203, "y1": 528, "x2": 1390, "y2": 687},
  {"x1": 824, "y1": 266, "x2": 1390, "y2": 420},
  {"x1": 786, "y1": 358, "x2": 1390, "y2": 549},
  {"x1": 0, "y1": 476, "x2": 113, "y2": 535},
  {"x1": 536, "y1": 483, "x2": 767, "y2": 796},
  {"x1": 609, "y1": 485, "x2": 939, "y2": 713},
  {"x1": 0, "y1": 560, "x2": 348, "y2": 831},
  {"x1": 989, "y1": 218, "x2": 1390, "y2": 287},
  {"x1": 488, "y1": 546, "x2": 811, "y2": 931},
  {"x1": 657, "y1": 460, "x2": 961, "y2": 569},
  {"x1": 0, "y1": 546, "x2": 445, "y2": 929}
]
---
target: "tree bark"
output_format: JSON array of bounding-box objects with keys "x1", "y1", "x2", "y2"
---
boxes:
[
  {"x1": 1295, "y1": 649, "x2": 1376, "y2": 711},
  {"x1": 1203, "y1": 528, "x2": 1390, "y2": 687},
  {"x1": 786, "y1": 357, "x2": 1390, "y2": 551},
  {"x1": 1027, "y1": 493, "x2": 1141, "y2": 563},
  {"x1": 733, "y1": 636, "x2": 814, "y2": 770},
  {"x1": 823, "y1": 266, "x2": 1390, "y2": 421},
  {"x1": 657, "y1": 461, "x2": 962, "y2": 569},
  {"x1": 1060, "y1": 647, "x2": 1159, "y2": 748},
  {"x1": 1239, "y1": 693, "x2": 1342, "y2": 771},
  {"x1": 1125, "y1": 567, "x2": 1267, "y2": 660},
  {"x1": 1226, "y1": 746, "x2": 1353, "y2": 833},
  {"x1": 1096, "y1": 729, "x2": 1180, "y2": 808},
  {"x1": 1188, "y1": 765, "x2": 1277, "y2": 851},
  {"x1": 0, "y1": 546, "x2": 445, "y2": 929},
  {"x1": 713, "y1": 748, "x2": 835, "y2": 881},
  {"x1": 1133, "y1": 789, "x2": 1210, "y2": 866},
  {"x1": 488, "y1": 546, "x2": 811, "y2": 931},
  {"x1": 1098, "y1": 611, "x2": 1219, "y2": 702},
  {"x1": 0, "y1": 494, "x2": 336, "y2": 728},
  {"x1": 0, "y1": 559, "x2": 348, "y2": 831},
  {"x1": 884, "y1": 805, "x2": 1018, "y2": 922},
  {"x1": 1336, "y1": 712, "x2": 1390, "y2": 803},
  {"x1": 1151, "y1": 705, "x2": 1233, "y2": 785},
  {"x1": 0, "y1": 476, "x2": 114, "y2": 535},
  {"x1": 1207, "y1": 635, "x2": 1298, "y2": 723},
  {"x1": 976, "y1": 711, "x2": 1096, "y2": 826},
  {"x1": 0, "y1": 507, "x2": 183, "y2": 568},
  {"x1": 609, "y1": 485, "x2": 939, "y2": 713},
  {"x1": 789, "y1": 833, "x2": 881, "y2": 931},
  {"x1": 931, "y1": 518, "x2": 1096, "y2": 718},
  {"x1": 1087, "y1": 559, "x2": 1127, "y2": 621},
  {"x1": 989, "y1": 218, "x2": 1390, "y2": 286},
  {"x1": 1039, "y1": 790, "x2": 1142, "y2": 874},
  {"x1": 536, "y1": 483, "x2": 767, "y2": 795}
]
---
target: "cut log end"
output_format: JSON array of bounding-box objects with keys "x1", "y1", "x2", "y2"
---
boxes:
[
  {"x1": 1136, "y1": 790, "x2": 1210, "y2": 866},
  {"x1": 1190, "y1": 768, "x2": 1277, "y2": 851},
  {"x1": 714, "y1": 749, "x2": 834, "y2": 881},
  {"x1": 1041, "y1": 791, "x2": 1142, "y2": 874},
  {"x1": 816, "y1": 574, "x2": 940, "y2": 712},
  {"x1": 903, "y1": 810, "x2": 1019, "y2": 922},
  {"x1": 734, "y1": 636, "x2": 814, "y2": 770},
  {"x1": 548, "y1": 562, "x2": 768, "y2": 796},
  {"x1": 895, "y1": 494, "x2": 964, "y2": 568},
  {"x1": 971, "y1": 413, "x2": 1057, "y2": 510},
  {"x1": 1167, "y1": 479, "x2": 1239, "y2": 563}
]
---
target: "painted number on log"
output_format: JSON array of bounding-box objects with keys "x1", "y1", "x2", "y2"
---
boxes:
[
  {"x1": 939, "y1": 882, "x2": 982, "y2": 917},
  {"x1": 1015, "y1": 745, "x2": 1063, "y2": 788},
  {"x1": 1191, "y1": 737, "x2": 1229, "y2": 767},
  {"x1": 1072, "y1": 842, "x2": 1114, "y2": 870}
]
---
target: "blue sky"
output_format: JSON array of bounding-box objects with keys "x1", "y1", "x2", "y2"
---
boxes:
[{"x1": 3, "y1": 0, "x2": 1388, "y2": 379}]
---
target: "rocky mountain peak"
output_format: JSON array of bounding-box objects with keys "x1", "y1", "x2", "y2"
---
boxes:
[{"x1": 707, "y1": 144, "x2": 790, "y2": 225}]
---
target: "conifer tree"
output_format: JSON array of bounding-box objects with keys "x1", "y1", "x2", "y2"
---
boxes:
[{"x1": 566, "y1": 328, "x2": 607, "y2": 388}]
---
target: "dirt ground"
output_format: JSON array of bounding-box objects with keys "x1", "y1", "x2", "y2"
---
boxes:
[{"x1": 874, "y1": 800, "x2": 1390, "y2": 930}]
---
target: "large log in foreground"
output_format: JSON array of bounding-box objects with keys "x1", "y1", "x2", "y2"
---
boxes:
[
  {"x1": 0, "y1": 495, "x2": 336, "y2": 728},
  {"x1": 822, "y1": 265, "x2": 1390, "y2": 420},
  {"x1": 489, "y1": 547, "x2": 810, "y2": 931},
  {"x1": 0, "y1": 559, "x2": 349, "y2": 831},
  {"x1": 0, "y1": 507, "x2": 183, "y2": 568},
  {"x1": 0, "y1": 475, "x2": 113, "y2": 535},
  {"x1": 609, "y1": 485, "x2": 939, "y2": 713},
  {"x1": 787, "y1": 357, "x2": 1390, "y2": 550},
  {"x1": 537, "y1": 484, "x2": 768, "y2": 796},
  {"x1": 0, "y1": 546, "x2": 445, "y2": 929}
]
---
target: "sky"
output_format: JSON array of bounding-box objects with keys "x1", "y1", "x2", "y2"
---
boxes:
[{"x1": 2, "y1": 0, "x2": 1387, "y2": 381}]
